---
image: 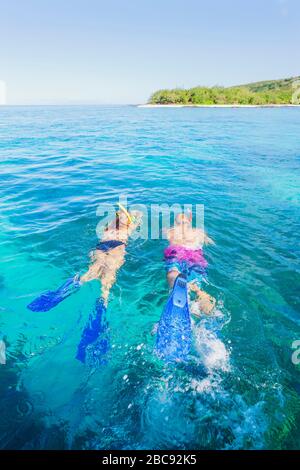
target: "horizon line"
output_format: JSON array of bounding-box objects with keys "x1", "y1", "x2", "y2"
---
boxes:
[{"x1": 0, "y1": 103, "x2": 140, "y2": 107}]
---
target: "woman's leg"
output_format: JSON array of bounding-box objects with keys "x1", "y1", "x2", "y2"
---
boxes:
[
  {"x1": 80, "y1": 251, "x2": 107, "y2": 283},
  {"x1": 99, "y1": 254, "x2": 125, "y2": 305},
  {"x1": 81, "y1": 248, "x2": 125, "y2": 304},
  {"x1": 99, "y1": 269, "x2": 117, "y2": 305},
  {"x1": 80, "y1": 263, "x2": 104, "y2": 283}
]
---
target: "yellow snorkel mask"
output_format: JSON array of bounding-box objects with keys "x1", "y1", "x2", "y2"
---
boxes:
[{"x1": 117, "y1": 202, "x2": 135, "y2": 224}]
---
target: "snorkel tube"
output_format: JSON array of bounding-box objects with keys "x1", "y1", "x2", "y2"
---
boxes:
[{"x1": 117, "y1": 202, "x2": 134, "y2": 224}]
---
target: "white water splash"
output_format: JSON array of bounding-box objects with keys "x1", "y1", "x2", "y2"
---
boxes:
[{"x1": 191, "y1": 307, "x2": 230, "y2": 373}]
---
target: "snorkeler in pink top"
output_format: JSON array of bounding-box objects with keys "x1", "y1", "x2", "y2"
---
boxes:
[{"x1": 164, "y1": 212, "x2": 216, "y2": 315}]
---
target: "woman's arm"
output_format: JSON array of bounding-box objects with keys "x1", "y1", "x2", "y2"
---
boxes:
[{"x1": 127, "y1": 210, "x2": 143, "y2": 236}]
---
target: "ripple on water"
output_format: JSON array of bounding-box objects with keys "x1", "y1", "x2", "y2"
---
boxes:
[{"x1": 0, "y1": 106, "x2": 300, "y2": 449}]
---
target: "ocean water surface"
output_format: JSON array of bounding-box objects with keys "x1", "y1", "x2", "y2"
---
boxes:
[{"x1": 0, "y1": 105, "x2": 299, "y2": 449}]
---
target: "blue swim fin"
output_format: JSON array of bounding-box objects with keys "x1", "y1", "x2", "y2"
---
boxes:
[
  {"x1": 76, "y1": 298, "x2": 109, "y2": 366},
  {"x1": 27, "y1": 275, "x2": 81, "y2": 312},
  {"x1": 156, "y1": 274, "x2": 192, "y2": 363}
]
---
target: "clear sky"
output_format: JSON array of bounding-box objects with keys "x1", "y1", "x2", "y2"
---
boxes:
[{"x1": 1, "y1": 0, "x2": 299, "y2": 104}]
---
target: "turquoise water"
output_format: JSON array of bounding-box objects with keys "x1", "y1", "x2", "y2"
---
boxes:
[{"x1": 0, "y1": 105, "x2": 300, "y2": 450}]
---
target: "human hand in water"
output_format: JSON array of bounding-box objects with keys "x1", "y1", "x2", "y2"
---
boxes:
[
  {"x1": 131, "y1": 210, "x2": 143, "y2": 226},
  {"x1": 204, "y1": 234, "x2": 215, "y2": 245}
]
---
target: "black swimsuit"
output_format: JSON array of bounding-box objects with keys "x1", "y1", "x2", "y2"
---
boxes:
[{"x1": 96, "y1": 240, "x2": 125, "y2": 252}]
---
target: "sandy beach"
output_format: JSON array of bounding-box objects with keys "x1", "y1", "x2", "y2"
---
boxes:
[{"x1": 138, "y1": 103, "x2": 300, "y2": 108}]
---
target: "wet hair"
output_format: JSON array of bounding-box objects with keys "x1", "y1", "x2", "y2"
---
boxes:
[
  {"x1": 115, "y1": 212, "x2": 120, "y2": 230},
  {"x1": 105, "y1": 211, "x2": 128, "y2": 231}
]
